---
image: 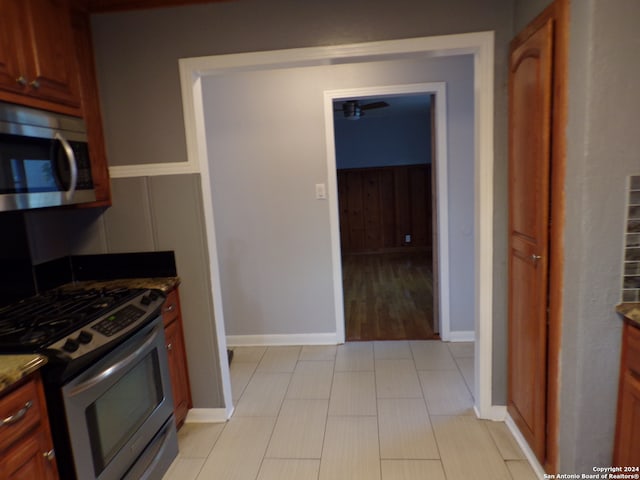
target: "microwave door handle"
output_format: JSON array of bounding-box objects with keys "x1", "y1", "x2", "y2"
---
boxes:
[
  {"x1": 67, "y1": 323, "x2": 161, "y2": 397},
  {"x1": 55, "y1": 132, "x2": 77, "y2": 200}
]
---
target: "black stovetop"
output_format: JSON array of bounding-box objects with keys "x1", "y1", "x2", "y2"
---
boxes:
[{"x1": 0, "y1": 287, "x2": 144, "y2": 352}]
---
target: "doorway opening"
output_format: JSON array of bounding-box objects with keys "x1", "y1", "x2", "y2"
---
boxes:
[
  {"x1": 323, "y1": 83, "x2": 450, "y2": 344},
  {"x1": 179, "y1": 32, "x2": 496, "y2": 419},
  {"x1": 332, "y1": 93, "x2": 439, "y2": 341}
]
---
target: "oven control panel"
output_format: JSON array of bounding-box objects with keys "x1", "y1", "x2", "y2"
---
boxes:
[{"x1": 47, "y1": 290, "x2": 165, "y2": 361}]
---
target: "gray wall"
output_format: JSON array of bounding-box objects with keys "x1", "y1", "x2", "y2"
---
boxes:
[
  {"x1": 335, "y1": 101, "x2": 432, "y2": 169},
  {"x1": 558, "y1": 0, "x2": 640, "y2": 472},
  {"x1": 91, "y1": 0, "x2": 514, "y2": 405},
  {"x1": 513, "y1": 0, "x2": 554, "y2": 32},
  {"x1": 202, "y1": 55, "x2": 475, "y2": 337}
]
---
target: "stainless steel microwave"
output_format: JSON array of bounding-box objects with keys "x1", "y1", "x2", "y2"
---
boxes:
[{"x1": 0, "y1": 102, "x2": 96, "y2": 212}]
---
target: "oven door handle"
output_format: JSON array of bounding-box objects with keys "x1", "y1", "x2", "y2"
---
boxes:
[{"x1": 67, "y1": 323, "x2": 160, "y2": 397}]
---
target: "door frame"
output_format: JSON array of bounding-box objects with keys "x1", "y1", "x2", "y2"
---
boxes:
[
  {"x1": 178, "y1": 31, "x2": 498, "y2": 419},
  {"x1": 323, "y1": 83, "x2": 450, "y2": 342}
]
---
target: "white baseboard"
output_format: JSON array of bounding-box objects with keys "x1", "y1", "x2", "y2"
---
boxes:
[
  {"x1": 474, "y1": 404, "x2": 507, "y2": 421},
  {"x1": 505, "y1": 413, "x2": 546, "y2": 478},
  {"x1": 447, "y1": 330, "x2": 475, "y2": 342},
  {"x1": 185, "y1": 408, "x2": 230, "y2": 423},
  {"x1": 226, "y1": 332, "x2": 339, "y2": 347}
]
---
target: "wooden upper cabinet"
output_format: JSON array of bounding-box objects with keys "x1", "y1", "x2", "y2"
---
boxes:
[
  {"x1": 70, "y1": 6, "x2": 112, "y2": 206},
  {"x1": 0, "y1": 1, "x2": 27, "y2": 95},
  {"x1": 0, "y1": 0, "x2": 81, "y2": 114}
]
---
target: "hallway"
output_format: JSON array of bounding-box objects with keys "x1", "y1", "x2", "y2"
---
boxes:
[
  {"x1": 163, "y1": 341, "x2": 536, "y2": 480},
  {"x1": 342, "y1": 252, "x2": 437, "y2": 341}
]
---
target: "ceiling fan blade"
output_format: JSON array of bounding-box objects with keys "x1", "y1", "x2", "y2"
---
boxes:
[{"x1": 361, "y1": 101, "x2": 389, "y2": 110}]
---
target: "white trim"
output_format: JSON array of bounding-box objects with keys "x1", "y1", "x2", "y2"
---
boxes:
[
  {"x1": 323, "y1": 83, "x2": 450, "y2": 345},
  {"x1": 505, "y1": 414, "x2": 546, "y2": 478},
  {"x1": 473, "y1": 32, "x2": 495, "y2": 420},
  {"x1": 447, "y1": 330, "x2": 475, "y2": 342},
  {"x1": 109, "y1": 162, "x2": 198, "y2": 178},
  {"x1": 474, "y1": 404, "x2": 507, "y2": 422},
  {"x1": 179, "y1": 70, "x2": 235, "y2": 419},
  {"x1": 185, "y1": 408, "x2": 231, "y2": 423},
  {"x1": 227, "y1": 333, "x2": 339, "y2": 347},
  {"x1": 178, "y1": 31, "x2": 495, "y2": 418}
]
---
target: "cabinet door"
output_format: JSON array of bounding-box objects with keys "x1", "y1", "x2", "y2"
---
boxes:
[
  {"x1": 0, "y1": 0, "x2": 28, "y2": 94},
  {"x1": 614, "y1": 371, "x2": 640, "y2": 466},
  {"x1": 165, "y1": 320, "x2": 190, "y2": 428},
  {"x1": 0, "y1": 429, "x2": 57, "y2": 480},
  {"x1": 21, "y1": 0, "x2": 80, "y2": 107}
]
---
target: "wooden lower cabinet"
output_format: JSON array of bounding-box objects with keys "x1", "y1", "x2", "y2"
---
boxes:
[
  {"x1": 162, "y1": 288, "x2": 192, "y2": 429},
  {"x1": 0, "y1": 373, "x2": 58, "y2": 480},
  {"x1": 613, "y1": 321, "x2": 640, "y2": 466}
]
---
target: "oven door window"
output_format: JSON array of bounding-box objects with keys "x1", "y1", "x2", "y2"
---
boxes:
[{"x1": 85, "y1": 350, "x2": 163, "y2": 477}]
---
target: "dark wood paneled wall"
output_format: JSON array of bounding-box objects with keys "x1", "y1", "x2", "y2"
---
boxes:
[{"x1": 337, "y1": 164, "x2": 432, "y2": 254}]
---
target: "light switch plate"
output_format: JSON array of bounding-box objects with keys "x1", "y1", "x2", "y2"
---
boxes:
[{"x1": 315, "y1": 183, "x2": 327, "y2": 200}]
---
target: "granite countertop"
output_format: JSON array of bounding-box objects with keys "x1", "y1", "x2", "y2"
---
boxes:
[
  {"x1": 62, "y1": 276, "x2": 181, "y2": 294},
  {"x1": 0, "y1": 354, "x2": 47, "y2": 394},
  {"x1": 616, "y1": 303, "x2": 640, "y2": 328}
]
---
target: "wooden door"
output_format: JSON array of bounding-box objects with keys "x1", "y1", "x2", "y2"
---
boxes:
[{"x1": 507, "y1": 16, "x2": 554, "y2": 463}]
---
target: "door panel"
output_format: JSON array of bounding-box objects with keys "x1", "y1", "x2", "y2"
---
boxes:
[{"x1": 507, "y1": 17, "x2": 554, "y2": 463}]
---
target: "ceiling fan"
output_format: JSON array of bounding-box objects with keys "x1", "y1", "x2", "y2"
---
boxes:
[{"x1": 335, "y1": 100, "x2": 389, "y2": 119}]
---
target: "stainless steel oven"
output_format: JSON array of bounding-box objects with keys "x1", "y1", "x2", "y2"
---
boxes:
[
  {"x1": 61, "y1": 316, "x2": 177, "y2": 480},
  {"x1": 0, "y1": 287, "x2": 178, "y2": 480}
]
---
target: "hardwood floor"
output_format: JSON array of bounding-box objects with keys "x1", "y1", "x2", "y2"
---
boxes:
[{"x1": 342, "y1": 251, "x2": 436, "y2": 341}]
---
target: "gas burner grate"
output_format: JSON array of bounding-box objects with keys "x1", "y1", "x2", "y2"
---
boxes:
[{"x1": 0, "y1": 287, "x2": 144, "y2": 351}]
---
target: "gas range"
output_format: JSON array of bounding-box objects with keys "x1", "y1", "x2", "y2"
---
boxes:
[{"x1": 0, "y1": 286, "x2": 166, "y2": 379}]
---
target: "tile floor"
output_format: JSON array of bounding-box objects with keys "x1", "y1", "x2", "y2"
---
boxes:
[{"x1": 163, "y1": 341, "x2": 537, "y2": 480}]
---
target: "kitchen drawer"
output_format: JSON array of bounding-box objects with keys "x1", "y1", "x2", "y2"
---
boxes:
[
  {"x1": 162, "y1": 289, "x2": 180, "y2": 327},
  {"x1": 626, "y1": 323, "x2": 640, "y2": 376},
  {"x1": 0, "y1": 378, "x2": 42, "y2": 453}
]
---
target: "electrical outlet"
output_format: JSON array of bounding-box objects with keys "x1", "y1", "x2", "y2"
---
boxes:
[{"x1": 405, "y1": 234, "x2": 412, "y2": 243}]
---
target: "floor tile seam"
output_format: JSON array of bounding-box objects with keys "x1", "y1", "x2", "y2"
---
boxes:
[
  {"x1": 232, "y1": 362, "x2": 259, "y2": 402},
  {"x1": 373, "y1": 359, "x2": 384, "y2": 480},
  {"x1": 415, "y1": 369, "x2": 435, "y2": 414},
  {"x1": 482, "y1": 420, "x2": 527, "y2": 462},
  {"x1": 196, "y1": 414, "x2": 234, "y2": 461},
  {"x1": 233, "y1": 372, "x2": 293, "y2": 416},
  {"x1": 450, "y1": 353, "x2": 474, "y2": 398},
  {"x1": 243, "y1": 410, "x2": 282, "y2": 480},
  {"x1": 263, "y1": 454, "x2": 323, "y2": 460},
  {"x1": 379, "y1": 454, "x2": 442, "y2": 460},
  {"x1": 431, "y1": 419, "x2": 520, "y2": 480},
  {"x1": 316, "y1": 348, "x2": 337, "y2": 473}
]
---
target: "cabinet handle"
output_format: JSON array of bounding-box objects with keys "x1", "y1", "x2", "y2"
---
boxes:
[
  {"x1": 43, "y1": 449, "x2": 55, "y2": 462},
  {"x1": 16, "y1": 76, "x2": 27, "y2": 86},
  {"x1": 167, "y1": 343, "x2": 173, "y2": 351},
  {"x1": 164, "y1": 304, "x2": 176, "y2": 313},
  {"x1": 0, "y1": 401, "x2": 32, "y2": 427},
  {"x1": 30, "y1": 79, "x2": 40, "y2": 89}
]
